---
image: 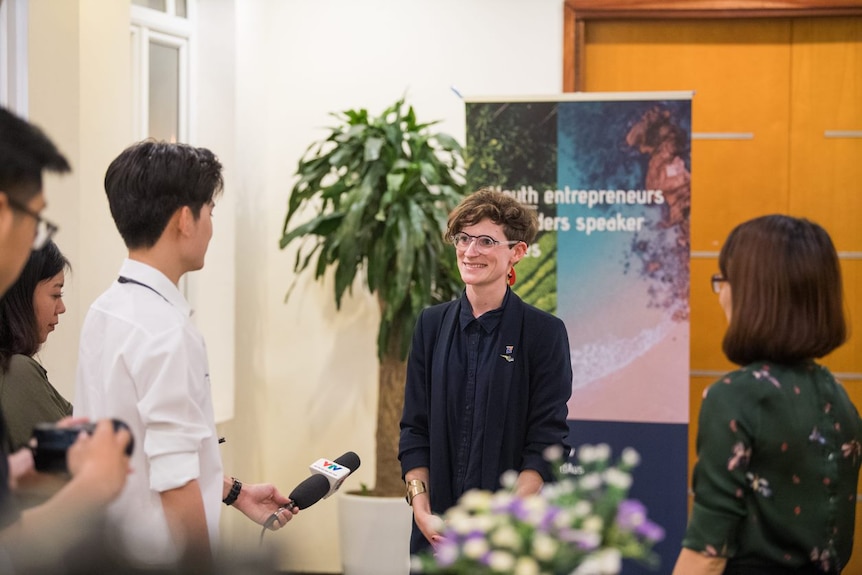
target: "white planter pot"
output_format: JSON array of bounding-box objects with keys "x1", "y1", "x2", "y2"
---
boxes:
[{"x1": 338, "y1": 492, "x2": 413, "y2": 575}]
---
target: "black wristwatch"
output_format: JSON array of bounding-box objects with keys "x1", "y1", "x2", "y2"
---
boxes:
[{"x1": 223, "y1": 477, "x2": 242, "y2": 506}]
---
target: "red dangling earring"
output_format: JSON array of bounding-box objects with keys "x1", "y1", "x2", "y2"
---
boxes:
[{"x1": 507, "y1": 266, "x2": 516, "y2": 287}]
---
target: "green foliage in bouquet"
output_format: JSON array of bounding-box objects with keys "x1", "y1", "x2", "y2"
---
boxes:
[{"x1": 412, "y1": 444, "x2": 665, "y2": 575}]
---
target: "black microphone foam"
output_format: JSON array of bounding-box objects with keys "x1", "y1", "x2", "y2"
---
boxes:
[
  {"x1": 287, "y1": 451, "x2": 362, "y2": 510},
  {"x1": 335, "y1": 451, "x2": 361, "y2": 473},
  {"x1": 288, "y1": 474, "x2": 331, "y2": 510}
]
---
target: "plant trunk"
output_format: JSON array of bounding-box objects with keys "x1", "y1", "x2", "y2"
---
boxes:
[{"x1": 373, "y1": 322, "x2": 408, "y2": 497}]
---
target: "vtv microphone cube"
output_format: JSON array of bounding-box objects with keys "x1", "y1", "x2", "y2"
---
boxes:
[{"x1": 309, "y1": 458, "x2": 351, "y2": 498}]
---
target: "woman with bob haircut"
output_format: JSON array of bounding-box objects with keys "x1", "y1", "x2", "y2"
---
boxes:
[
  {"x1": 673, "y1": 215, "x2": 861, "y2": 575},
  {"x1": 0, "y1": 240, "x2": 72, "y2": 452}
]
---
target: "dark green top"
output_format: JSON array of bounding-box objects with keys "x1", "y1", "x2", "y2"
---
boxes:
[
  {"x1": 0, "y1": 354, "x2": 73, "y2": 452},
  {"x1": 683, "y1": 361, "x2": 862, "y2": 573}
]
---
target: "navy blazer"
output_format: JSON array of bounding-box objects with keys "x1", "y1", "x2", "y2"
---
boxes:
[{"x1": 399, "y1": 290, "x2": 572, "y2": 553}]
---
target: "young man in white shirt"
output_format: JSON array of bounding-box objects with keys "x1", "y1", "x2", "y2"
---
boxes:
[{"x1": 75, "y1": 141, "x2": 294, "y2": 571}]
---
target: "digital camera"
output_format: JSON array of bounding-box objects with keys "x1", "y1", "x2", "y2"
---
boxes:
[{"x1": 31, "y1": 418, "x2": 134, "y2": 473}]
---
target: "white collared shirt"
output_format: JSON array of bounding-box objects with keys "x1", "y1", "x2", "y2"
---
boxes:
[{"x1": 75, "y1": 258, "x2": 223, "y2": 565}]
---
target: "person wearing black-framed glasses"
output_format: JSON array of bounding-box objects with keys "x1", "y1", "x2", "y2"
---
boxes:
[
  {"x1": 4, "y1": 194, "x2": 59, "y2": 251},
  {"x1": 674, "y1": 215, "x2": 860, "y2": 575},
  {"x1": 0, "y1": 106, "x2": 132, "y2": 570},
  {"x1": 0, "y1": 109, "x2": 67, "y2": 294},
  {"x1": 710, "y1": 273, "x2": 727, "y2": 295},
  {"x1": 399, "y1": 187, "x2": 572, "y2": 557}
]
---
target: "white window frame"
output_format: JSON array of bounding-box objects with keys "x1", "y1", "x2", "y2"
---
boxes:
[
  {"x1": 130, "y1": 2, "x2": 195, "y2": 143},
  {"x1": 130, "y1": 2, "x2": 194, "y2": 298}
]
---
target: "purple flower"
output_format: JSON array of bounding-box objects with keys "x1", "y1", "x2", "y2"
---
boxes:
[
  {"x1": 636, "y1": 519, "x2": 666, "y2": 542},
  {"x1": 435, "y1": 538, "x2": 460, "y2": 567},
  {"x1": 507, "y1": 498, "x2": 529, "y2": 521},
  {"x1": 558, "y1": 528, "x2": 601, "y2": 551},
  {"x1": 616, "y1": 499, "x2": 647, "y2": 531},
  {"x1": 539, "y1": 505, "x2": 563, "y2": 532},
  {"x1": 611, "y1": 499, "x2": 665, "y2": 541}
]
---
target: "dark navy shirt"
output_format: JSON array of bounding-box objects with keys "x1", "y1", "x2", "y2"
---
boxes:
[
  {"x1": 449, "y1": 290, "x2": 509, "y2": 497},
  {"x1": 400, "y1": 288, "x2": 573, "y2": 556}
]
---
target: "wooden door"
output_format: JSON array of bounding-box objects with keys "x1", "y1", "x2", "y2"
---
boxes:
[{"x1": 566, "y1": 8, "x2": 862, "y2": 571}]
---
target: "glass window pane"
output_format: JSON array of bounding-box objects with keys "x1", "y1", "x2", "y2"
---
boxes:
[
  {"x1": 176, "y1": 0, "x2": 187, "y2": 18},
  {"x1": 148, "y1": 41, "x2": 179, "y2": 142},
  {"x1": 132, "y1": 0, "x2": 166, "y2": 11}
]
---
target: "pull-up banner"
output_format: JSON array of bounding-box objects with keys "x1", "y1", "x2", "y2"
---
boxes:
[{"x1": 465, "y1": 92, "x2": 693, "y2": 574}]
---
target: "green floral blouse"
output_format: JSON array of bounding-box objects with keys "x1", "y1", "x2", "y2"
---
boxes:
[{"x1": 683, "y1": 361, "x2": 862, "y2": 573}]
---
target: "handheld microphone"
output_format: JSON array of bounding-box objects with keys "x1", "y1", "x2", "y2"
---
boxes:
[
  {"x1": 284, "y1": 451, "x2": 362, "y2": 512},
  {"x1": 309, "y1": 450, "x2": 361, "y2": 499},
  {"x1": 262, "y1": 451, "x2": 361, "y2": 537},
  {"x1": 284, "y1": 474, "x2": 330, "y2": 512}
]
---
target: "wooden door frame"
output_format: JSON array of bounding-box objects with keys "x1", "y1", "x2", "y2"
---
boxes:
[{"x1": 563, "y1": 0, "x2": 862, "y2": 91}]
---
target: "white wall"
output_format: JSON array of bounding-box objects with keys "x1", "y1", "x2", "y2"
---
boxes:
[
  {"x1": 191, "y1": 0, "x2": 238, "y2": 424},
  {"x1": 29, "y1": 0, "x2": 564, "y2": 572},
  {"x1": 226, "y1": 1, "x2": 563, "y2": 571},
  {"x1": 29, "y1": 0, "x2": 131, "y2": 397}
]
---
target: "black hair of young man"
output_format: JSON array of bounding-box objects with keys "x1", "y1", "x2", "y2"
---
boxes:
[{"x1": 104, "y1": 140, "x2": 223, "y2": 249}]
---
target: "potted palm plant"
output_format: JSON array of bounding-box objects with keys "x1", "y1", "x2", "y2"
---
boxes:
[{"x1": 280, "y1": 98, "x2": 466, "y2": 574}]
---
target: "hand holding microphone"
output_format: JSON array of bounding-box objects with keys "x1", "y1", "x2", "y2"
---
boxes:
[{"x1": 262, "y1": 451, "x2": 361, "y2": 532}]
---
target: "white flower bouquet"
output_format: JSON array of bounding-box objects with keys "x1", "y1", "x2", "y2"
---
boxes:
[{"x1": 411, "y1": 444, "x2": 665, "y2": 575}]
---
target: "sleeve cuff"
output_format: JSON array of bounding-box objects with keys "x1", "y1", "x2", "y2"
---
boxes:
[
  {"x1": 399, "y1": 448, "x2": 429, "y2": 479},
  {"x1": 149, "y1": 451, "x2": 201, "y2": 492},
  {"x1": 681, "y1": 501, "x2": 743, "y2": 557},
  {"x1": 520, "y1": 453, "x2": 554, "y2": 482}
]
